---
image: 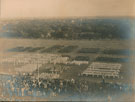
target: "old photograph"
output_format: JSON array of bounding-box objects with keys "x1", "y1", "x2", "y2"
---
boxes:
[{"x1": 0, "y1": 0, "x2": 135, "y2": 101}]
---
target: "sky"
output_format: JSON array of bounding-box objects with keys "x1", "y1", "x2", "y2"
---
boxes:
[{"x1": 1, "y1": 0, "x2": 135, "y2": 18}]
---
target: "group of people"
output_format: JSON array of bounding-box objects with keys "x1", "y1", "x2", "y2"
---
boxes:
[{"x1": 0, "y1": 74, "x2": 133, "y2": 100}]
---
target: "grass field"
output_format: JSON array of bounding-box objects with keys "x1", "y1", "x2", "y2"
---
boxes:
[{"x1": 0, "y1": 38, "x2": 134, "y2": 84}]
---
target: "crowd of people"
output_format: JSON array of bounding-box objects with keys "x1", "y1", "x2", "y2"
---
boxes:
[{"x1": 0, "y1": 73, "x2": 133, "y2": 101}]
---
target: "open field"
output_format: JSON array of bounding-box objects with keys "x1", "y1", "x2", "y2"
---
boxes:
[
  {"x1": 0, "y1": 38, "x2": 134, "y2": 101},
  {"x1": 0, "y1": 38, "x2": 134, "y2": 83}
]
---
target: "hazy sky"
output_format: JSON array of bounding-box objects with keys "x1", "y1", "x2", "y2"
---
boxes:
[{"x1": 1, "y1": 0, "x2": 135, "y2": 18}]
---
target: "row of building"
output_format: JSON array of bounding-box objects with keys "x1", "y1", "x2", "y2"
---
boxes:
[{"x1": 82, "y1": 62, "x2": 122, "y2": 78}]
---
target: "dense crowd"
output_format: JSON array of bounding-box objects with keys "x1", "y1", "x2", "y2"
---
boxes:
[{"x1": 0, "y1": 74, "x2": 133, "y2": 100}]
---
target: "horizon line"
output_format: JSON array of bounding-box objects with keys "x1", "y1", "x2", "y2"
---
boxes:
[{"x1": 0, "y1": 16, "x2": 134, "y2": 20}]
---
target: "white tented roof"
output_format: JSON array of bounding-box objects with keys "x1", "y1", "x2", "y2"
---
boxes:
[{"x1": 82, "y1": 62, "x2": 122, "y2": 78}]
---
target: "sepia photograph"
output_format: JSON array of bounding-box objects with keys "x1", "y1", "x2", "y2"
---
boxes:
[{"x1": 0, "y1": 0, "x2": 135, "y2": 101}]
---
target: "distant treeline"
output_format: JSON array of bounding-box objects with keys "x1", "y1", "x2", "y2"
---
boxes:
[{"x1": 0, "y1": 18, "x2": 131, "y2": 39}]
